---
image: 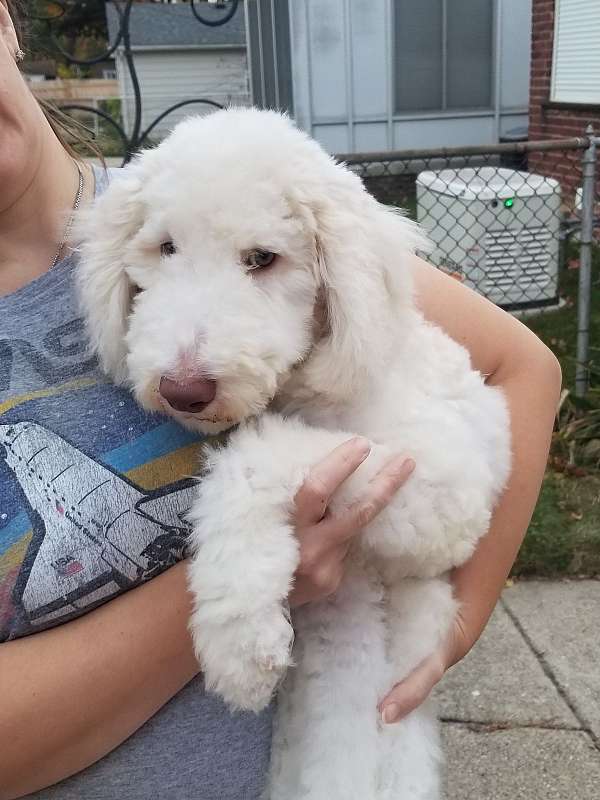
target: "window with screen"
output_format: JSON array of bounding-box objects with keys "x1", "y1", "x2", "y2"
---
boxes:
[
  {"x1": 394, "y1": 0, "x2": 494, "y2": 114},
  {"x1": 551, "y1": 0, "x2": 600, "y2": 105}
]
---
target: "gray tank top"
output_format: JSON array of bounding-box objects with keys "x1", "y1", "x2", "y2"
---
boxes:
[{"x1": 0, "y1": 166, "x2": 273, "y2": 799}]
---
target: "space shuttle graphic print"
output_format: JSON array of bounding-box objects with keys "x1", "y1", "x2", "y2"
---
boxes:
[{"x1": 1, "y1": 422, "x2": 198, "y2": 633}]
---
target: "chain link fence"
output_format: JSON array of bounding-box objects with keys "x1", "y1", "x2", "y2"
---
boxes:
[{"x1": 338, "y1": 134, "x2": 600, "y2": 397}]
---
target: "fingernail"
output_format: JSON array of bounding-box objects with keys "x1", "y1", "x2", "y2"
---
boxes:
[
  {"x1": 354, "y1": 437, "x2": 371, "y2": 459},
  {"x1": 382, "y1": 703, "x2": 400, "y2": 724},
  {"x1": 390, "y1": 456, "x2": 415, "y2": 474}
]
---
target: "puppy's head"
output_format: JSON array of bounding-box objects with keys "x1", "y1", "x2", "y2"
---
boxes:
[{"x1": 76, "y1": 109, "x2": 425, "y2": 434}]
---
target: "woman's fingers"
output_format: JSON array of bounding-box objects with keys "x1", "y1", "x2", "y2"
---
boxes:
[
  {"x1": 294, "y1": 437, "x2": 372, "y2": 526},
  {"x1": 378, "y1": 651, "x2": 446, "y2": 724},
  {"x1": 288, "y1": 548, "x2": 346, "y2": 608},
  {"x1": 322, "y1": 455, "x2": 415, "y2": 544},
  {"x1": 291, "y1": 445, "x2": 415, "y2": 609}
]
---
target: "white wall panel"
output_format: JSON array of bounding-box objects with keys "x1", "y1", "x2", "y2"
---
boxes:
[
  {"x1": 353, "y1": 121, "x2": 389, "y2": 152},
  {"x1": 500, "y1": 0, "x2": 533, "y2": 108},
  {"x1": 312, "y1": 123, "x2": 350, "y2": 154},
  {"x1": 307, "y1": 0, "x2": 348, "y2": 118},
  {"x1": 349, "y1": 0, "x2": 388, "y2": 118},
  {"x1": 118, "y1": 49, "x2": 249, "y2": 139},
  {"x1": 392, "y1": 116, "x2": 496, "y2": 149}
]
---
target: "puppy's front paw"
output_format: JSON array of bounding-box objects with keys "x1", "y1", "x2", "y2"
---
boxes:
[
  {"x1": 190, "y1": 603, "x2": 294, "y2": 713},
  {"x1": 244, "y1": 606, "x2": 295, "y2": 710}
]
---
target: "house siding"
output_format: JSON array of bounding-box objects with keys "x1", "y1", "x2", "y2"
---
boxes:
[
  {"x1": 117, "y1": 48, "x2": 250, "y2": 141},
  {"x1": 529, "y1": 0, "x2": 600, "y2": 199}
]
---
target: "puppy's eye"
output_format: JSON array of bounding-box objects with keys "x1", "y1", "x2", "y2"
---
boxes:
[
  {"x1": 244, "y1": 250, "x2": 276, "y2": 271},
  {"x1": 160, "y1": 240, "x2": 177, "y2": 257}
]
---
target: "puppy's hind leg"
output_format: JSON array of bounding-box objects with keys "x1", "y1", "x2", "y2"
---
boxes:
[
  {"x1": 267, "y1": 561, "x2": 389, "y2": 800},
  {"x1": 379, "y1": 578, "x2": 458, "y2": 800}
]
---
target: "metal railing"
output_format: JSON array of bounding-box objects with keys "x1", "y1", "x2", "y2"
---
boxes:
[{"x1": 576, "y1": 130, "x2": 598, "y2": 399}]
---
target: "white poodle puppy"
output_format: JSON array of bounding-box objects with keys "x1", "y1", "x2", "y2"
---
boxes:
[{"x1": 76, "y1": 108, "x2": 511, "y2": 800}]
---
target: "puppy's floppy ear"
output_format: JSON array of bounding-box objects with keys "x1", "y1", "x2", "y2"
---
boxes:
[
  {"x1": 74, "y1": 161, "x2": 145, "y2": 384},
  {"x1": 296, "y1": 161, "x2": 427, "y2": 398}
]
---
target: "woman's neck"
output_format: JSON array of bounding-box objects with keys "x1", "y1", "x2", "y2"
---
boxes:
[{"x1": 0, "y1": 120, "x2": 92, "y2": 297}]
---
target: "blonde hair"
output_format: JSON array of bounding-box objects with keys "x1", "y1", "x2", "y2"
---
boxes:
[{"x1": 7, "y1": 0, "x2": 105, "y2": 163}]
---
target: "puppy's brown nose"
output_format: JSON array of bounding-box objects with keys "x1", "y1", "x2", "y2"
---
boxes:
[{"x1": 159, "y1": 376, "x2": 217, "y2": 413}]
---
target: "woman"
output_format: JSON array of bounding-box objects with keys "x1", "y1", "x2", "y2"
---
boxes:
[{"x1": 0, "y1": 2, "x2": 561, "y2": 797}]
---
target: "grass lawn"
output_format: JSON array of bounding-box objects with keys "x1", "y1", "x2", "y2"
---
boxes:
[
  {"x1": 513, "y1": 241, "x2": 600, "y2": 577},
  {"x1": 526, "y1": 240, "x2": 600, "y2": 389},
  {"x1": 515, "y1": 471, "x2": 600, "y2": 577}
]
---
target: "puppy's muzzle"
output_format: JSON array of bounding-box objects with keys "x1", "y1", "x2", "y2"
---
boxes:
[{"x1": 159, "y1": 376, "x2": 217, "y2": 413}]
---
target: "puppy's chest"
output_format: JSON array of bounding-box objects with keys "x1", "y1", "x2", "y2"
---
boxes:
[{"x1": 294, "y1": 383, "x2": 460, "y2": 444}]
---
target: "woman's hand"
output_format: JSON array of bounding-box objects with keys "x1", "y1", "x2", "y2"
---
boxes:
[
  {"x1": 289, "y1": 437, "x2": 415, "y2": 608},
  {"x1": 378, "y1": 612, "x2": 468, "y2": 724}
]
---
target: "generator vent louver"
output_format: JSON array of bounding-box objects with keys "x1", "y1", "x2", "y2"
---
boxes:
[{"x1": 483, "y1": 227, "x2": 553, "y2": 291}]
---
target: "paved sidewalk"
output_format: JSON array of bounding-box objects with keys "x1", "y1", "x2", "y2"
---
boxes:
[{"x1": 435, "y1": 580, "x2": 600, "y2": 799}]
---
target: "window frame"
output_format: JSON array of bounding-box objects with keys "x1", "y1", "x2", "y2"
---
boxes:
[
  {"x1": 550, "y1": 0, "x2": 600, "y2": 107},
  {"x1": 392, "y1": 0, "x2": 497, "y2": 116}
]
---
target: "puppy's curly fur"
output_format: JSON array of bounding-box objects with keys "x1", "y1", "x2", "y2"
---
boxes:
[{"x1": 76, "y1": 109, "x2": 511, "y2": 799}]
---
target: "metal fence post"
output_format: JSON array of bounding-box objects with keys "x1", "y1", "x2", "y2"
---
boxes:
[{"x1": 575, "y1": 125, "x2": 597, "y2": 398}]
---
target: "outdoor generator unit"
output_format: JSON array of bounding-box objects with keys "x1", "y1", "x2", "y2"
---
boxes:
[{"x1": 416, "y1": 167, "x2": 561, "y2": 310}]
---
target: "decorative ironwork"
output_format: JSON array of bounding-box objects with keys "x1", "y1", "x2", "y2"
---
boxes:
[
  {"x1": 27, "y1": 0, "x2": 239, "y2": 163},
  {"x1": 190, "y1": 0, "x2": 239, "y2": 27}
]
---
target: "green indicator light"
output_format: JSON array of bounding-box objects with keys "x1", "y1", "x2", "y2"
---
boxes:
[{"x1": 504, "y1": 198, "x2": 514, "y2": 208}]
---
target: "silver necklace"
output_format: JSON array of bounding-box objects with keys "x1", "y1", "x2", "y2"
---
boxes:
[{"x1": 50, "y1": 160, "x2": 85, "y2": 270}]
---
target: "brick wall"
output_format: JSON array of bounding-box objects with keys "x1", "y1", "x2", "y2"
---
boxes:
[{"x1": 529, "y1": 0, "x2": 600, "y2": 201}]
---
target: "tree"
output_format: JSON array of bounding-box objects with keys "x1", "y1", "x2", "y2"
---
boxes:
[
  {"x1": 54, "y1": 0, "x2": 108, "y2": 41},
  {"x1": 25, "y1": 0, "x2": 108, "y2": 61}
]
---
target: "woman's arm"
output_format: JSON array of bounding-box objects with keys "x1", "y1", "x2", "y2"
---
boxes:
[
  {"x1": 1, "y1": 441, "x2": 411, "y2": 799},
  {"x1": 0, "y1": 562, "x2": 198, "y2": 799},
  {"x1": 379, "y1": 256, "x2": 562, "y2": 723}
]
